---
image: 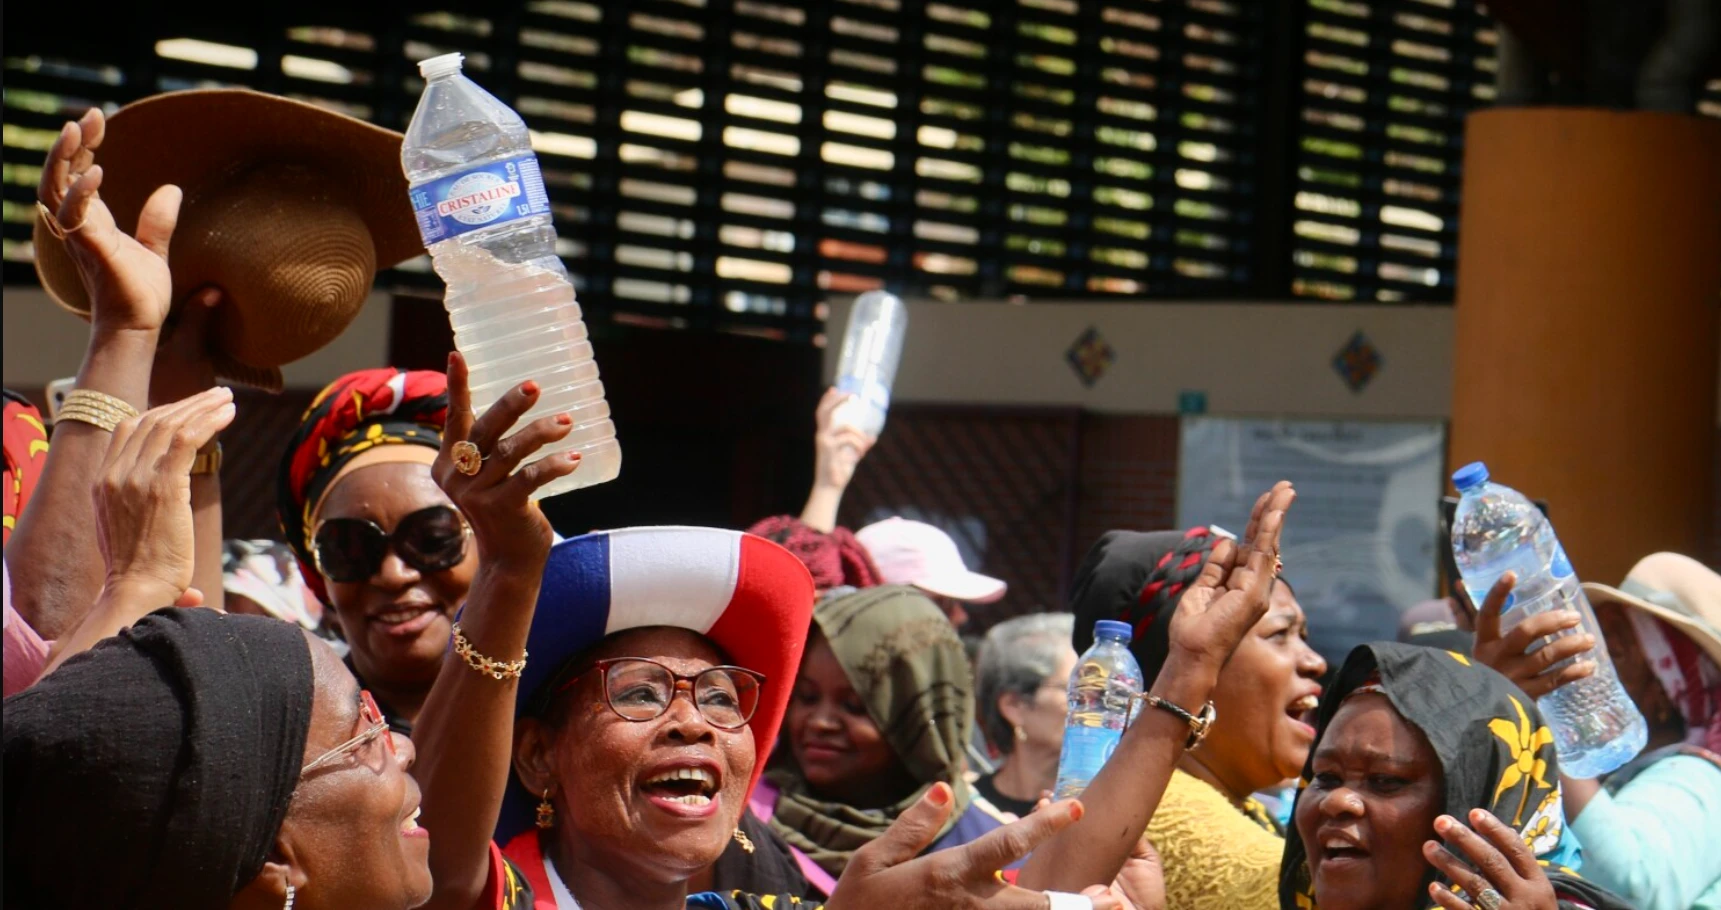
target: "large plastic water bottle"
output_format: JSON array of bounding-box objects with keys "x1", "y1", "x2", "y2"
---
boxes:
[
  {"x1": 830, "y1": 291, "x2": 908, "y2": 437},
  {"x1": 403, "y1": 53, "x2": 619, "y2": 498},
  {"x1": 1450, "y1": 462, "x2": 1646, "y2": 778},
  {"x1": 1053, "y1": 620, "x2": 1144, "y2": 799}
]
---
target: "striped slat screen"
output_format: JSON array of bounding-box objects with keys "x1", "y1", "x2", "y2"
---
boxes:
[{"x1": 1289, "y1": 0, "x2": 1496, "y2": 302}]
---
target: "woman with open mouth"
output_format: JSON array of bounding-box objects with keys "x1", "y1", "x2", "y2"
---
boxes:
[
  {"x1": 1281, "y1": 642, "x2": 1631, "y2": 910},
  {"x1": 1059, "y1": 524, "x2": 1327, "y2": 910},
  {"x1": 410, "y1": 356, "x2": 1124, "y2": 910}
]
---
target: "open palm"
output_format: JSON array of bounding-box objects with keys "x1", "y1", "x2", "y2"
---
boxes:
[
  {"x1": 39, "y1": 107, "x2": 181, "y2": 333},
  {"x1": 1167, "y1": 481, "x2": 1296, "y2": 668}
]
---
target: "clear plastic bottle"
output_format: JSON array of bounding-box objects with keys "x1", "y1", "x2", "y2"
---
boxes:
[
  {"x1": 1450, "y1": 461, "x2": 1646, "y2": 778},
  {"x1": 1053, "y1": 620, "x2": 1145, "y2": 799},
  {"x1": 831, "y1": 291, "x2": 908, "y2": 437},
  {"x1": 402, "y1": 53, "x2": 619, "y2": 498}
]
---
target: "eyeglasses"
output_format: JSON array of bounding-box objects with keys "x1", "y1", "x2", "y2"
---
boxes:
[
  {"x1": 302, "y1": 690, "x2": 397, "y2": 775},
  {"x1": 312, "y1": 505, "x2": 470, "y2": 584},
  {"x1": 559, "y1": 658, "x2": 766, "y2": 731}
]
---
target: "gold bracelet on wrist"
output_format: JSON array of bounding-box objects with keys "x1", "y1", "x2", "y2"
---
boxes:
[
  {"x1": 451, "y1": 622, "x2": 527, "y2": 681},
  {"x1": 55, "y1": 389, "x2": 141, "y2": 433}
]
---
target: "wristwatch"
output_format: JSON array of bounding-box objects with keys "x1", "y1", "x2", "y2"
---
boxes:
[
  {"x1": 1140, "y1": 693, "x2": 1217, "y2": 751},
  {"x1": 190, "y1": 442, "x2": 223, "y2": 476}
]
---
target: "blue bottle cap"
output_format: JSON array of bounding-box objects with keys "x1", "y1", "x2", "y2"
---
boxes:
[
  {"x1": 1094, "y1": 619, "x2": 1133, "y2": 642},
  {"x1": 1452, "y1": 461, "x2": 1489, "y2": 492}
]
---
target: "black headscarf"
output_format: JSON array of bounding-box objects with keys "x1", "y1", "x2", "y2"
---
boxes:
[
  {"x1": 5, "y1": 608, "x2": 316, "y2": 909},
  {"x1": 1279, "y1": 642, "x2": 1632, "y2": 910},
  {"x1": 1069, "y1": 527, "x2": 1217, "y2": 677}
]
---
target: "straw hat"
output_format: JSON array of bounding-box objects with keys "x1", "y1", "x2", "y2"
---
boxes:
[
  {"x1": 1584, "y1": 552, "x2": 1721, "y2": 669},
  {"x1": 32, "y1": 90, "x2": 423, "y2": 391}
]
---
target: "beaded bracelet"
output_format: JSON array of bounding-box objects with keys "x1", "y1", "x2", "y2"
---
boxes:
[{"x1": 451, "y1": 622, "x2": 527, "y2": 681}]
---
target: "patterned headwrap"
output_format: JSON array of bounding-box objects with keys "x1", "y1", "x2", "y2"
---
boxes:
[
  {"x1": 767, "y1": 585, "x2": 974, "y2": 878},
  {"x1": 1627, "y1": 609, "x2": 1721, "y2": 755},
  {"x1": 1280, "y1": 643, "x2": 1632, "y2": 910},
  {"x1": 745, "y1": 515, "x2": 882, "y2": 592},
  {"x1": 1068, "y1": 527, "x2": 1216, "y2": 678},
  {"x1": 3, "y1": 389, "x2": 50, "y2": 548},
  {"x1": 276, "y1": 368, "x2": 447, "y2": 604}
]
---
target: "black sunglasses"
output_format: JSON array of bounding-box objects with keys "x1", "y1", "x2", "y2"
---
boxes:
[{"x1": 312, "y1": 505, "x2": 470, "y2": 584}]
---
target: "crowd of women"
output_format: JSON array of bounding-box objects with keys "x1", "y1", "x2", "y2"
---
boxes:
[{"x1": 5, "y1": 95, "x2": 1720, "y2": 910}]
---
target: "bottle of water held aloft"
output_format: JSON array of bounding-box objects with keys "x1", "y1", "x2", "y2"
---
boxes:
[
  {"x1": 1053, "y1": 620, "x2": 1145, "y2": 800},
  {"x1": 1450, "y1": 462, "x2": 1646, "y2": 778},
  {"x1": 403, "y1": 53, "x2": 619, "y2": 498},
  {"x1": 831, "y1": 291, "x2": 908, "y2": 437}
]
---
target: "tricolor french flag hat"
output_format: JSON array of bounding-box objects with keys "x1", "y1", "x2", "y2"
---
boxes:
[{"x1": 496, "y1": 526, "x2": 816, "y2": 843}]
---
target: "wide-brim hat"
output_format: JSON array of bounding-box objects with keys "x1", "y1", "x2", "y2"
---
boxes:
[
  {"x1": 32, "y1": 90, "x2": 422, "y2": 391},
  {"x1": 496, "y1": 526, "x2": 816, "y2": 844},
  {"x1": 1583, "y1": 552, "x2": 1721, "y2": 670}
]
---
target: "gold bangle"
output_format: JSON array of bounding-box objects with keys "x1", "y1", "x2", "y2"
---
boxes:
[
  {"x1": 55, "y1": 403, "x2": 132, "y2": 433},
  {"x1": 63, "y1": 389, "x2": 140, "y2": 420},
  {"x1": 190, "y1": 442, "x2": 223, "y2": 476},
  {"x1": 451, "y1": 622, "x2": 526, "y2": 681}
]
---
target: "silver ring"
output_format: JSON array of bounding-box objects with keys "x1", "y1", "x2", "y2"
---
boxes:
[{"x1": 1475, "y1": 888, "x2": 1503, "y2": 910}]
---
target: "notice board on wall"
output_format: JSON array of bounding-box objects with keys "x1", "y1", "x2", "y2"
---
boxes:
[{"x1": 1176, "y1": 417, "x2": 1446, "y2": 665}]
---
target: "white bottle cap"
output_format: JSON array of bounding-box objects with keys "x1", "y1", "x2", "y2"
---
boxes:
[{"x1": 418, "y1": 53, "x2": 465, "y2": 79}]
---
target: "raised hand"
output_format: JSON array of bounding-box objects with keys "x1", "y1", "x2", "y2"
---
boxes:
[
  {"x1": 1424, "y1": 810, "x2": 1558, "y2": 910},
  {"x1": 94, "y1": 386, "x2": 235, "y2": 607},
  {"x1": 827, "y1": 783, "x2": 1121, "y2": 910},
  {"x1": 38, "y1": 107, "x2": 182, "y2": 335},
  {"x1": 432, "y1": 351, "x2": 582, "y2": 574},
  {"x1": 1166, "y1": 481, "x2": 1296, "y2": 673},
  {"x1": 814, "y1": 387, "x2": 876, "y2": 490},
  {"x1": 1470, "y1": 573, "x2": 1597, "y2": 699}
]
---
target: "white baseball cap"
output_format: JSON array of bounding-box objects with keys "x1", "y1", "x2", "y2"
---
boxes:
[{"x1": 856, "y1": 517, "x2": 1007, "y2": 604}]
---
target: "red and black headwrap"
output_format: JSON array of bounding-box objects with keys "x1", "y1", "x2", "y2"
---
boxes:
[
  {"x1": 3, "y1": 389, "x2": 50, "y2": 549},
  {"x1": 744, "y1": 515, "x2": 882, "y2": 592},
  {"x1": 276, "y1": 368, "x2": 448, "y2": 603},
  {"x1": 1069, "y1": 527, "x2": 1217, "y2": 677}
]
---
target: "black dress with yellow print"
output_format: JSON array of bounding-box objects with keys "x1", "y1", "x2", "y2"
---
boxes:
[{"x1": 1278, "y1": 642, "x2": 1633, "y2": 910}]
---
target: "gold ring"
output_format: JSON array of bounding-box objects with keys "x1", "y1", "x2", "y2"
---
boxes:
[{"x1": 451, "y1": 440, "x2": 484, "y2": 476}]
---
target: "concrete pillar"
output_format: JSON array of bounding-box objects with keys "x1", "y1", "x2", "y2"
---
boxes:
[{"x1": 1451, "y1": 109, "x2": 1721, "y2": 584}]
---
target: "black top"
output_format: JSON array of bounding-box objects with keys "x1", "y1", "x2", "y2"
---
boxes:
[{"x1": 973, "y1": 771, "x2": 1038, "y2": 819}]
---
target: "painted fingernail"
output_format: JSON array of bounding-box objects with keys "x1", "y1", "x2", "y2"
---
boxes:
[
  {"x1": 567, "y1": 452, "x2": 582, "y2": 463},
  {"x1": 927, "y1": 782, "x2": 951, "y2": 806},
  {"x1": 556, "y1": 414, "x2": 572, "y2": 426},
  {"x1": 1069, "y1": 801, "x2": 1085, "y2": 822},
  {"x1": 522, "y1": 380, "x2": 540, "y2": 395}
]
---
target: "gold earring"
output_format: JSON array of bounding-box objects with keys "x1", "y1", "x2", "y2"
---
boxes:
[
  {"x1": 1014, "y1": 725, "x2": 1028, "y2": 742},
  {"x1": 733, "y1": 827, "x2": 755, "y2": 854},
  {"x1": 536, "y1": 789, "x2": 555, "y2": 829}
]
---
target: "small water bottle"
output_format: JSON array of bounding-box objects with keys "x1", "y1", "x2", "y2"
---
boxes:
[
  {"x1": 403, "y1": 53, "x2": 620, "y2": 498},
  {"x1": 1053, "y1": 620, "x2": 1144, "y2": 799},
  {"x1": 831, "y1": 291, "x2": 908, "y2": 437},
  {"x1": 1450, "y1": 462, "x2": 1646, "y2": 778}
]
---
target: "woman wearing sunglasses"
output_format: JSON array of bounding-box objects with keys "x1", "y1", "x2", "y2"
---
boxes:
[
  {"x1": 278, "y1": 367, "x2": 477, "y2": 734},
  {"x1": 411, "y1": 355, "x2": 1120, "y2": 910}
]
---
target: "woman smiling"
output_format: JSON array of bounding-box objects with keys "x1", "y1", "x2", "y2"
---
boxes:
[
  {"x1": 278, "y1": 368, "x2": 475, "y2": 733},
  {"x1": 410, "y1": 356, "x2": 1124, "y2": 910}
]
